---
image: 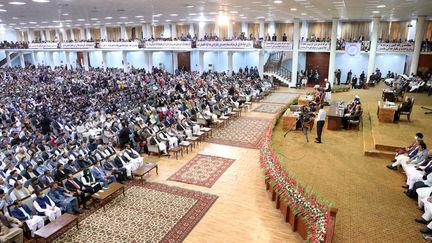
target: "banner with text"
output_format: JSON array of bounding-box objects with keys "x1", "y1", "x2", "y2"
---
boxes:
[
  {"x1": 144, "y1": 41, "x2": 192, "y2": 49},
  {"x1": 28, "y1": 43, "x2": 58, "y2": 49},
  {"x1": 377, "y1": 43, "x2": 414, "y2": 52},
  {"x1": 60, "y1": 42, "x2": 95, "y2": 49},
  {"x1": 299, "y1": 42, "x2": 330, "y2": 51},
  {"x1": 98, "y1": 42, "x2": 139, "y2": 49},
  {"x1": 196, "y1": 41, "x2": 254, "y2": 49},
  {"x1": 263, "y1": 41, "x2": 293, "y2": 50}
]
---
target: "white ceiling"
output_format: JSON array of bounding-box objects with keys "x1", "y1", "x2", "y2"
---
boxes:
[{"x1": 0, "y1": 0, "x2": 431, "y2": 30}]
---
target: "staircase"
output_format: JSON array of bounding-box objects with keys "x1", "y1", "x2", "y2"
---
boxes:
[
  {"x1": 0, "y1": 52, "x2": 19, "y2": 68},
  {"x1": 263, "y1": 51, "x2": 292, "y2": 87}
]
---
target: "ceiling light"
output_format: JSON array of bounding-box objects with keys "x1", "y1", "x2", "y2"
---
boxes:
[
  {"x1": 29, "y1": 21, "x2": 37, "y2": 24},
  {"x1": 166, "y1": 19, "x2": 171, "y2": 22},
  {"x1": 84, "y1": 23, "x2": 90, "y2": 26},
  {"x1": 152, "y1": 14, "x2": 162, "y2": 17},
  {"x1": 208, "y1": 12, "x2": 217, "y2": 15},
  {"x1": 8, "y1": 1, "x2": 26, "y2": 5},
  {"x1": 290, "y1": 8, "x2": 297, "y2": 11},
  {"x1": 301, "y1": 13, "x2": 307, "y2": 15},
  {"x1": 41, "y1": 21, "x2": 48, "y2": 23},
  {"x1": 91, "y1": 18, "x2": 98, "y2": 20},
  {"x1": 274, "y1": 0, "x2": 283, "y2": 3},
  {"x1": 230, "y1": 11, "x2": 238, "y2": 14},
  {"x1": 32, "y1": 0, "x2": 50, "y2": 2},
  {"x1": 119, "y1": 16, "x2": 128, "y2": 19},
  {"x1": 52, "y1": 20, "x2": 61, "y2": 23},
  {"x1": 179, "y1": 18, "x2": 186, "y2": 21},
  {"x1": 188, "y1": 13, "x2": 197, "y2": 16},
  {"x1": 153, "y1": 20, "x2": 159, "y2": 22},
  {"x1": 0, "y1": 9, "x2": 6, "y2": 12},
  {"x1": 185, "y1": 4, "x2": 194, "y2": 8},
  {"x1": 12, "y1": 17, "x2": 19, "y2": 19},
  {"x1": 170, "y1": 14, "x2": 178, "y2": 16},
  {"x1": 0, "y1": 4, "x2": 3, "y2": 6},
  {"x1": 217, "y1": 14, "x2": 229, "y2": 25},
  {"x1": 62, "y1": 13, "x2": 69, "y2": 16},
  {"x1": 241, "y1": 16, "x2": 248, "y2": 19},
  {"x1": 372, "y1": 10, "x2": 380, "y2": 14},
  {"x1": 77, "y1": 19, "x2": 85, "y2": 21},
  {"x1": 135, "y1": 15, "x2": 143, "y2": 18},
  {"x1": 104, "y1": 17, "x2": 112, "y2": 19},
  {"x1": 377, "y1": 5, "x2": 386, "y2": 8}
]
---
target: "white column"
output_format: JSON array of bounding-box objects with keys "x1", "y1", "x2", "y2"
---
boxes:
[
  {"x1": 122, "y1": 50, "x2": 129, "y2": 72},
  {"x1": 5, "y1": 51, "x2": 11, "y2": 67},
  {"x1": 172, "y1": 51, "x2": 178, "y2": 72},
  {"x1": 241, "y1": 22, "x2": 248, "y2": 37},
  {"x1": 54, "y1": 30, "x2": 59, "y2": 41},
  {"x1": 32, "y1": 51, "x2": 38, "y2": 66},
  {"x1": 367, "y1": 17, "x2": 380, "y2": 81},
  {"x1": 259, "y1": 20, "x2": 265, "y2": 39},
  {"x1": 227, "y1": 21, "x2": 233, "y2": 39},
  {"x1": 82, "y1": 52, "x2": 89, "y2": 71},
  {"x1": 198, "y1": 23, "x2": 205, "y2": 40},
  {"x1": 258, "y1": 50, "x2": 264, "y2": 78},
  {"x1": 146, "y1": 24, "x2": 152, "y2": 39},
  {"x1": 45, "y1": 30, "x2": 51, "y2": 41},
  {"x1": 120, "y1": 24, "x2": 127, "y2": 40},
  {"x1": 80, "y1": 28, "x2": 85, "y2": 41},
  {"x1": 214, "y1": 23, "x2": 220, "y2": 37},
  {"x1": 19, "y1": 52, "x2": 25, "y2": 68},
  {"x1": 291, "y1": 19, "x2": 300, "y2": 87},
  {"x1": 328, "y1": 18, "x2": 338, "y2": 84},
  {"x1": 15, "y1": 30, "x2": 22, "y2": 41},
  {"x1": 144, "y1": 51, "x2": 153, "y2": 72},
  {"x1": 189, "y1": 24, "x2": 195, "y2": 37},
  {"x1": 300, "y1": 20, "x2": 308, "y2": 40},
  {"x1": 163, "y1": 24, "x2": 171, "y2": 39},
  {"x1": 407, "y1": 20, "x2": 416, "y2": 41},
  {"x1": 227, "y1": 51, "x2": 233, "y2": 73},
  {"x1": 171, "y1": 23, "x2": 177, "y2": 39},
  {"x1": 65, "y1": 51, "x2": 71, "y2": 68},
  {"x1": 49, "y1": 51, "x2": 55, "y2": 70},
  {"x1": 100, "y1": 26, "x2": 107, "y2": 41},
  {"x1": 198, "y1": 51, "x2": 205, "y2": 73},
  {"x1": 268, "y1": 21, "x2": 276, "y2": 36},
  {"x1": 410, "y1": 16, "x2": 426, "y2": 75},
  {"x1": 85, "y1": 28, "x2": 92, "y2": 40},
  {"x1": 102, "y1": 51, "x2": 107, "y2": 70},
  {"x1": 141, "y1": 25, "x2": 147, "y2": 39},
  {"x1": 69, "y1": 29, "x2": 75, "y2": 41},
  {"x1": 27, "y1": 29, "x2": 34, "y2": 42}
]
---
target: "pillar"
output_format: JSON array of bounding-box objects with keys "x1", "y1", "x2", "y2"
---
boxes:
[
  {"x1": 268, "y1": 21, "x2": 276, "y2": 37},
  {"x1": 241, "y1": 22, "x2": 248, "y2": 37},
  {"x1": 300, "y1": 20, "x2": 308, "y2": 40},
  {"x1": 120, "y1": 24, "x2": 127, "y2": 40},
  {"x1": 33, "y1": 51, "x2": 38, "y2": 66},
  {"x1": 102, "y1": 51, "x2": 107, "y2": 71},
  {"x1": 258, "y1": 50, "x2": 264, "y2": 78},
  {"x1": 214, "y1": 23, "x2": 220, "y2": 37},
  {"x1": 163, "y1": 24, "x2": 171, "y2": 39},
  {"x1": 65, "y1": 51, "x2": 71, "y2": 68},
  {"x1": 27, "y1": 29, "x2": 34, "y2": 42},
  {"x1": 144, "y1": 51, "x2": 153, "y2": 72},
  {"x1": 328, "y1": 18, "x2": 338, "y2": 84},
  {"x1": 291, "y1": 19, "x2": 300, "y2": 87},
  {"x1": 172, "y1": 51, "x2": 178, "y2": 72},
  {"x1": 410, "y1": 16, "x2": 426, "y2": 75},
  {"x1": 198, "y1": 51, "x2": 205, "y2": 73},
  {"x1": 82, "y1": 51, "x2": 89, "y2": 71},
  {"x1": 227, "y1": 51, "x2": 233, "y2": 73},
  {"x1": 146, "y1": 24, "x2": 152, "y2": 39},
  {"x1": 189, "y1": 24, "x2": 195, "y2": 37},
  {"x1": 80, "y1": 28, "x2": 85, "y2": 41},
  {"x1": 19, "y1": 52, "x2": 25, "y2": 68},
  {"x1": 15, "y1": 30, "x2": 22, "y2": 42},
  {"x1": 100, "y1": 26, "x2": 107, "y2": 41},
  {"x1": 122, "y1": 50, "x2": 129, "y2": 72},
  {"x1": 45, "y1": 30, "x2": 51, "y2": 41},
  {"x1": 40, "y1": 30, "x2": 45, "y2": 41},
  {"x1": 198, "y1": 22, "x2": 205, "y2": 40},
  {"x1": 227, "y1": 21, "x2": 233, "y2": 39},
  {"x1": 5, "y1": 51, "x2": 11, "y2": 68},
  {"x1": 85, "y1": 28, "x2": 92, "y2": 40},
  {"x1": 367, "y1": 16, "x2": 380, "y2": 81},
  {"x1": 171, "y1": 24, "x2": 177, "y2": 39},
  {"x1": 49, "y1": 51, "x2": 55, "y2": 70},
  {"x1": 70, "y1": 29, "x2": 75, "y2": 41},
  {"x1": 259, "y1": 20, "x2": 265, "y2": 39}
]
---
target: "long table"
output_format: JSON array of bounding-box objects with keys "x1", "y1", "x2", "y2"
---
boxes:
[
  {"x1": 377, "y1": 101, "x2": 398, "y2": 123},
  {"x1": 327, "y1": 105, "x2": 345, "y2": 131}
]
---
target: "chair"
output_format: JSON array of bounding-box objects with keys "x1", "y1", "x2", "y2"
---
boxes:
[
  {"x1": 348, "y1": 111, "x2": 363, "y2": 130},
  {"x1": 146, "y1": 137, "x2": 161, "y2": 157},
  {"x1": 400, "y1": 98, "x2": 415, "y2": 122}
]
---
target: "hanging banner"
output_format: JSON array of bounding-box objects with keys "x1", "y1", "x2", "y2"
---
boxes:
[
  {"x1": 144, "y1": 41, "x2": 192, "y2": 49},
  {"x1": 377, "y1": 43, "x2": 414, "y2": 52},
  {"x1": 97, "y1": 42, "x2": 139, "y2": 49},
  {"x1": 196, "y1": 41, "x2": 254, "y2": 49},
  {"x1": 299, "y1": 42, "x2": 330, "y2": 51},
  {"x1": 60, "y1": 42, "x2": 95, "y2": 49},
  {"x1": 28, "y1": 43, "x2": 58, "y2": 49},
  {"x1": 345, "y1": 42, "x2": 361, "y2": 57},
  {"x1": 263, "y1": 41, "x2": 293, "y2": 50}
]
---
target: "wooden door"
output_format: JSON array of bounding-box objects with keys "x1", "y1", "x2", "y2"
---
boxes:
[
  {"x1": 177, "y1": 52, "x2": 191, "y2": 72},
  {"x1": 305, "y1": 52, "x2": 329, "y2": 86}
]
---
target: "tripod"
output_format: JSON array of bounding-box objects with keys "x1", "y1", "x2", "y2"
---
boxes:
[
  {"x1": 284, "y1": 116, "x2": 313, "y2": 143},
  {"x1": 421, "y1": 106, "x2": 432, "y2": 115}
]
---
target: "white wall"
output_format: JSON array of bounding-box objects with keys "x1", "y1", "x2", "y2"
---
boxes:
[
  {"x1": 203, "y1": 51, "x2": 227, "y2": 72},
  {"x1": 89, "y1": 51, "x2": 103, "y2": 68},
  {"x1": 190, "y1": 50, "x2": 199, "y2": 72},
  {"x1": 298, "y1": 52, "x2": 306, "y2": 72},
  {"x1": 127, "y1": 51, "x2": 145, "y2": 68},
  {"x1": 106, "y1": 51, "x2": 123, "y2": 68},
  {"x1": 0, "y1": 28, "x2": 18, "y2": 42},
  {"x1": 232, "y1": 51, "x2": 259, "y2": 72},
  {"x1": 375, "y1": 53, "x2": 407, "y2": 76},
  {"x1": 153, "y1": 51, "x2": 173, "y2": 72},
  {"x1": 335, "y1": 52, "x2": 369, "y2": 83}
]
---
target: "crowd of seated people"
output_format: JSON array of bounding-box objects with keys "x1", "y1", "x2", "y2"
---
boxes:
[
  {"x1": 0, "y1": 65, "x2": 271, "y2": 239},
  {"x1": 384, "y1": 133, "x2": 432, "y2": 239}
]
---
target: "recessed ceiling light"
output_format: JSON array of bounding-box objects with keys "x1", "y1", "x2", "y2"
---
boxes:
[
  {"x1": 119, "y1": 16, "x2": 128, "y2": 19},
  {"x1": 188, "y1": 13, "x2": 197, "y2": 16},
  {"x1": 84, "y1": 23, "x2": 91, "y2": 26},
  {"x1": 104, "y1": 17, "x2": 112, "y2": 19},
  {"x1": 256, "y1": 16, "x2": 265, "y2": 19},
  {"x1": 0, "y1": 4, "x2": 3, "y2": 6},
  {"x1": 52, "y1": 20, "x2": 61, "y2": 23},
  {"x1": 135, "y1": 15, "x2": 143, "y2": 18},
  {"x1": 77, "y1": 19, "x2": 85, "y2": 21},
  {"x1": 12, "y1": 17, "x2": 19, "y2": 19},
  {"x1": 65, "y1": 19, "x2": 72, "y2": 22},
  {"x1": 377, "y1": 5, "x2": 386, "y2": 8},
  {"x1": 241, "y1": 16, "x2": 248, "y2": 19},
  {"x1": 0, "y1": 9, "x2": 6, "y2": 12},
  {"x1": 62, "y1": 13, "x2": 69, "y2": 16},
  {"x1": 274, "y1": 0, "x2": 283, "y2": 3},
  {"x1": 41, "y1": 21, "x2": 48, "y2": 23},
  {"x1": 29, "y1": 21, "x2": 37, "y2": 24},
  {"x1": 91, "y1": 18, "x2": 98, "y2": 20},
  {"x1": 185, "y1": 4, "x2": 194, "y2": 8},
  {"x1": 208, "y1": 12, "x2": 217, "y2": 15},
  {"x1": 32, "y1": 0, "x2": 50, "y2": 2},
  {"x1": 179, "y1": 18, "x2": 186, "y2": 21},
  {"x1": 166, "y1": 19, "x2": 171, "y2": 22},
  {"x1": 8, "y1": 1, "x2": 26, "y2": 5},
  {"x1": 290, "y1": 8, "x2": 297, "y2": 11},
  {"x1": 372, "y1": 10, "x2": 380, "y2": 14},
  {"x1": 153, "y1": 20, "x2": 159, "y2": 22},
  {"x1": 301, "y1": 13, "x2": 307, "y2": 15},
  {"x1": 230, "y1": 11, "x2": 238, "y2": 14},
  {"x1": 170, "y1": 14, "x2": 178, "y2": 16}
]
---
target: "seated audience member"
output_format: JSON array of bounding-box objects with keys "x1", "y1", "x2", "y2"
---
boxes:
[
  {"x1": 103, "y1": 159, "x2": 127, "y2": 183},
  {"x1": 0, "y1": 212, "x2": 24, "y2": 243},
  {"x1": 40, "y1": 170, "x2": 55, "y2": 186},
  {"x1": 75, "y1": 154, "x2": 92, "y2": 169},
  {"x1": 82, "y1": 168, "x2": 106, "y2": 191},
  {"x1": 65, "y1": 159, "x2": 79, "y2": 173},
  {"x1": 65, "y1": 173, "x2": 96, "y2": 209},
  {"x1": 395, "y1": 133, "x2": 423, "y2": 156},
  {"x1": 28, "y1": 177, "x2": 44, "y2": 193},
  {"x1": 404, "y1": 151, "x2": 432, "y2": 189},
  {"x1": 0, "y1": 189, "x2": 13, "y2": 216},
  {"x1": 342, "y1": 104, "x2": 362, "y2": 129},
  {"x1": 0, "y1": 178, "x2": 11, "y2": 192},
  {"x1": 387, "y1": 139, "x2": 423, "y2": 170},
  {"x1": 10, "y1": 182, "x2": 30, "y2": 202},
  {"x1": 7, "y1": 170, "x2": 24, "y2": 187},
  {"x1": 48, "y1": 182, "x2": 82, "y2": 214},
  {"x1": 400, "y1": 143, "x2": 429, "y2": 171},
  {"x1": 22, "y1": 165, "x2": 39, "y2": 180},
  {"x1": 33, "y1": 190, "x2": 62, "y2": 222},
  {"x1": 394, "y1": 97, "x2": 413, "y2": 121},
  {"x1": 54, "y1": 164, "x2": 69, "y2": 182},
  {"x1": 91, "y1": 161, "x2": 116, "y2": 188},
  {"x1": 11, "y1": 200, "x2": 45, "y2": 237}
]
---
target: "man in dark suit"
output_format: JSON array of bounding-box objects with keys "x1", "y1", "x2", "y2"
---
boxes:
[
  {"x1": 40, "y1": 170, "x2": 55, "y2": 186},
  {"x1": 64, "y1": 173, "x2": 92, "y2": 209},
  {"x1": 118, "y1": 122, "x2": 131, "y2": 149},
  {"x1": 103, "y1": 159, "x2": 127, "y2": 183}
]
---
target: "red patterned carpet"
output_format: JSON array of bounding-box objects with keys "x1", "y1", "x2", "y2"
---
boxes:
[
  {"x1": 53, "y1": 181, "x2": 218, "y2": 243},
  {"x1": 253, "y1": 103, "x2": 284, "y2": 113},
  {"x1": 207, "y1": 117, "x2": 271, "y2": 149},
  {"x1": 168, "y1": 154, "x2": 235, "y2": 188}
]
